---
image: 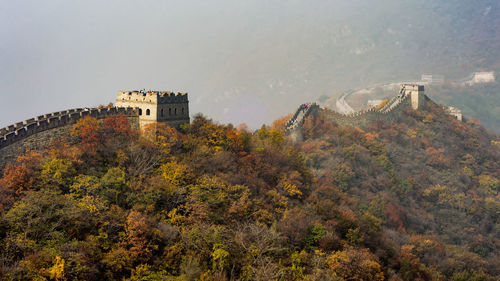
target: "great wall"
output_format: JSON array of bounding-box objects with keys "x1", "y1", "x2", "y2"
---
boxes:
[
  {"x1": 0, "y1": 90, "x2": 190, "y2": 170},
  {"x1": 0, "y1": 107, "x2": 140, "y2": 170},
  {"x1": 0, "y1": 107, "x2": 139, "y2": 149},
  {"x1": 0, "y1": 85, "x2": 461, "y2": 170},
  {"x1": 285, "y1": 84, "x2": 436, "y2": 133}
]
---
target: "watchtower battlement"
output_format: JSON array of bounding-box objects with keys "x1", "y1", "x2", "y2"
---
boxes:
[
  {"x1": 115, "y1": 90, "x2": 190, "y2": 129},
  {"x1": 116, "y1": 91, "x2": 189, "y2": 104}
]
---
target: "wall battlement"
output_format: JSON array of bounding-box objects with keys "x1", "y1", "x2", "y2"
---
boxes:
[
  {"x1": 117, "y1": 91, "x2": 189, "y2": 104},
  {"x1": 0, "y1": 107, "x2": 138, "y2": 149}
]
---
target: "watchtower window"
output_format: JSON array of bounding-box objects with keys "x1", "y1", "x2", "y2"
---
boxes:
[
  {"x1": 182, "y1": 108, "x2": 185, "y2": 114},
  {"x1": 175, "y1": 108, "x2": 177, "y2": 115},
  {"x1": 169, "y1": 108, "x2": 172, "y2": 116},
  {"x1": 146, "y1": 109, "x2": 150, "y2": 116},
  {"x1": 139, "y1": 109, "x2": 142, "y2": 115},
  {"x1": 161, "y1": 108, "x2": 164, "y2": 117}
]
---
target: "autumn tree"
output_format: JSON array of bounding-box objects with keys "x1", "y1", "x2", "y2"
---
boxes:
[
  {"x1": 326, "y1": 247, "x2": 384, "y2": 281},
  {"x1": 103, "y1": 115, "x2": 132, "y2": 136},
  {"x1": 71, "y1": 116, "x2": 101, "y2": 145}
]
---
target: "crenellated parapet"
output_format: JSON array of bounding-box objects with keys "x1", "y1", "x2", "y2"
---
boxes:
[
  {"x1": 0, "y1": 107, "x2": 138, "y2": 149},
  {"x1": 116, "y1": 91, "x2": 189, "y2": 104}
]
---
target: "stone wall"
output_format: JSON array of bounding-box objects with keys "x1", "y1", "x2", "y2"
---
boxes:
[
  {"x1": 0, "y1": 107, "x2": 139, "y2": 171},
  {"x1": 286, "y1": 85, "x2": 432, "y2": 132},
  {"x1": 324, "y1": 94, "x2": 417, "y2": 128},
  {"x1": 286, "y1": 103, "x2": 319, "y2": 132}
]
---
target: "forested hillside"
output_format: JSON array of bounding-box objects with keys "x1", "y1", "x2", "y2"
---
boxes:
[
  {"x1": 0, "y1": 104, "x2": 499, "y2": 280},
  {"x1": 425, "y1": 81, "x2": 500, "y2": 133}
]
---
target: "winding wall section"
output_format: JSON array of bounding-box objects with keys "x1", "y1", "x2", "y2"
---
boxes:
[{"x1": 286, "y1": 85, "x2": 430, "y2": 133}]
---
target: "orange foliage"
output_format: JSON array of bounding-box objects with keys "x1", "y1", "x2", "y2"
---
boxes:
[
  {"x1": 122, "y1": 210, "x2": 155, "y2": 262},
  {"x1": 364, "y1": 132, "x2": 379, "y2": 142},
  {"x1": 16, "y1": 150, "x2": 43, "y2": 170},
  {"x1": 272, "y1": 114, "x2": 292, "y2": 131},
  {"x1": 425, "y1": 146, "x2": 449, "y2": 168},
  {"x1": 103, "y1": 115, "x2": 132, "y2": 135},
  {"x1": 71, "y1": 116, "x2": 101, "y2": 145},
  {"x1": 385, "y1": 202, "x2": 406, "y2": 233},
  {"x1": 327, "y1": 247, "x2": 384, "y2": 281},
  {"x1": 0, "y1": 164, "x2": 33, "y2": 194},
  {"x1": 236, "y1": 123, "x2": 249, "y2": 133}
]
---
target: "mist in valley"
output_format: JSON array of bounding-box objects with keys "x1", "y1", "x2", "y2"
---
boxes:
[{"x1": 1, "y1": 0, "x2": 499, "y2": 128}]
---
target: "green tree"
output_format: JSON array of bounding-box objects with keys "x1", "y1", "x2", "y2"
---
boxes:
[
  {"x1": 4, "y1": 189, "x2": 91, "y2": 243},
  {"x1": 304, "y1": 225, "x2": 326, "y2": 251},
  {"x1": 100, "y1": 167, "x2": 128, "y2": 206}
]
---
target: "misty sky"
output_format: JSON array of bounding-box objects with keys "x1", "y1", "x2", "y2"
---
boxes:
[{"x1": 1, "y1": 1, "x2": 498, "y2": 128}]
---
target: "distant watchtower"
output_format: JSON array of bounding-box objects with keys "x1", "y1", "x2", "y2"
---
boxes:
[
  {"x1": 400, "y1": 84, "x2": 425, "y2": 110},
  {"x1": 115, "y1": 90, "x2": 189, "y2": 129}
]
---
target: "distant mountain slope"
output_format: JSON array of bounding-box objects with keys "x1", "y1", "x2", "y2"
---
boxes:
[
  {"x1": 298, "y1": 101, "x2": 500, "y2": 278},
  {"x1": 207, "y1": 0, "x2": 500, "y2": 126},
  {"x1": 425, "y1": 82, "x2": 500, "y2": 133}
]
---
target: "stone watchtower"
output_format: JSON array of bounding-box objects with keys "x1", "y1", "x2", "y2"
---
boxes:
[
  {"x1": 115, "y1": 90, "x2": 189, "y2": 129},
  {"x1": 400, "y1": 84, "x2": 425, "y2": 110}
]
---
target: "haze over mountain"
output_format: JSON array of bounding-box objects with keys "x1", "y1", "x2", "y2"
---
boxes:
[{"x1": 1, "y1": 0, "x2": 499, "y2": 128}]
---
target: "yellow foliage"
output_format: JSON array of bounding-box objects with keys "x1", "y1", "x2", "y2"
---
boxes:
[
  {"x1": 256, "y1": 126, "x2": 284, "y2": 147},
  {"x1": 407, "y1": 129, "x2": 417, "y2": 139},
  {"x1": 167, "y1": 208, "x2": 185, "y2": 226},
  {"x1": 314, "y1": 249, "x2": 326, "y2": 256},
  {"x1": 282, "y1": 180, "x2": 302, "y2": 198},
  {"x1": 490, "y1": 140, "x2": 500, "y2": 149},
  {"x1": 78, "y1": 195, "x2": 106, "y2": 213},
  {"x1": 160, "y1": 162, "x2": 193, "y2": 187},
  {"x1": 423, "y1": 184, "x2": 458, "y2": 207},
  {"x1": 423, "y1": 184, "x2": 447, "y2": 198},
  {"x1": 266, "y1": 190, "x2": 288, "y2": 214},
  {"x1": 478, "y1": 174, "x2": 499, "y2": 194},
  {"x1": 49, "y1": 256, "x2": 65, "y2": 280},
  {"x1": 211, "y1": 244, "x2": 229, "y2": 271},
  {"x1": 423, "y1": 114, "x2": 434, "y2": 123}
]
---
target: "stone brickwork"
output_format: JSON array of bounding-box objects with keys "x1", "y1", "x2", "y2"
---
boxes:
[
  {"x1": 0, "y1": 107, "x2": 139, "y2": 171},
  {"x1": 115, "y1": 91, "x2": 189, "y2": 129}
]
